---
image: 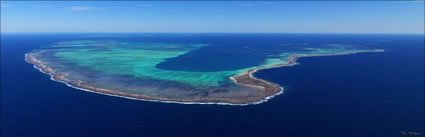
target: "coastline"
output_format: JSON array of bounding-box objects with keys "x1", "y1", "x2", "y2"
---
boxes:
[
  {"x1": 230, "y1": 49, "x2": 384, "y2": 103},
  {"x1": 25, "y1": 49, "x2": 384, "y2": 105}
]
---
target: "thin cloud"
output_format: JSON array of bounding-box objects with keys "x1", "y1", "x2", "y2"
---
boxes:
[
  {"x1": 137, "y1": 4, "x2": 152, "y2": 7},
  {"x1": 263, "y1": 2, "x2": 276, "y2": 5},
  {"x1": 400, "y1": 0, "x2": 424, "y2": 3},
  {"x1": 240, "y1": 4, "x2": 256, "y2": 7},
  {"x1": 70, "y1": 6, "x2": 98, "y2": 11},
  {"x1": 36, "y1": 5, "x2": 55, "y2": 8},
  {"x1": 1, "y1": 4, "x2": 8, "y2": 7}
]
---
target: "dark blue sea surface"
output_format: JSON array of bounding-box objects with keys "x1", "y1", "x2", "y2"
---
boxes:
[{"x1": 1, "y1": 33, "x2": 423, "y2": 137}]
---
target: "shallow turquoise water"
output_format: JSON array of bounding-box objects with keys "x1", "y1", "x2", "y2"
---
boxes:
[{"x1": 50, "y1": 41, "x2": 373, "y2": 87}]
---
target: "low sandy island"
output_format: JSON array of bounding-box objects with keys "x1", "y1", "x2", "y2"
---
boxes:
[
  {"x1": 25, "y1": 49, "x2": 383, "y2": 105},
  {"x1": 229, "y1": 49, "x2": 384, "y2": 103}
]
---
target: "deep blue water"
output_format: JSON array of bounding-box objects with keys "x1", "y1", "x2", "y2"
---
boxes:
[{"x1": 1, "y1": 33, "x2": 423, "y2": 137}]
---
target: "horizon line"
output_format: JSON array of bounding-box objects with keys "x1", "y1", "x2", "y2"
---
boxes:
[{"x1": 1, "y1": 32, "x2": 424, "y2": 35}]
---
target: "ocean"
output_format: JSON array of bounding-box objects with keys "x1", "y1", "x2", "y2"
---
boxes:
[{"x1": 1, "y1": 33, "x2": 423, "y2": 137}]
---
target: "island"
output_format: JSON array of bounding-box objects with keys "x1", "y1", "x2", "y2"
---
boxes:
[{"x1": 25, "y1": 41, "x2": 384, "y2": 105}]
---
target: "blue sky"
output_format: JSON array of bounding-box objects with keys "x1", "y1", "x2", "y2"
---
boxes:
[{"x1": 1, "y1": 1, "x2": 424, "y2": 34}]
